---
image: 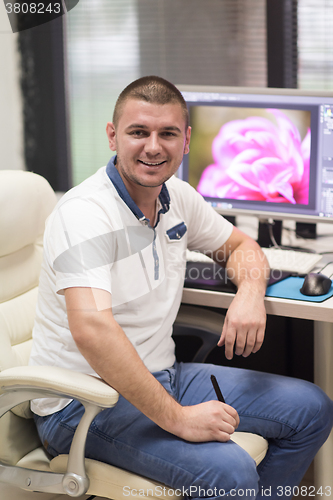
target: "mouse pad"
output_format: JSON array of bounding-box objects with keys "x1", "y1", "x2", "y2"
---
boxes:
[{"x1": 265, "y1": 276, "x2": 333, "y2": 302}]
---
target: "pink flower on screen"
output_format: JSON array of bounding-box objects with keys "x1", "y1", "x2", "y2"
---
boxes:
[{"x1": 196, "y1": 109, "x2": 311, "y2": 204}]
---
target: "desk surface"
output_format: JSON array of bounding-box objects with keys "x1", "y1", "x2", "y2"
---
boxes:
[{"x1": 182, "y1": 287, "x2": 333, "y2": 323}]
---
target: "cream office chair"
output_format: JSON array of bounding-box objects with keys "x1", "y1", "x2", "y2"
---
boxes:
[{"x1": 0, "y1": 170, "x2": 268, "y2": 499}]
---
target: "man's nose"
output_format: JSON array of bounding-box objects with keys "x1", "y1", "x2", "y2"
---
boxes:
[{"x1": 145, "y1": 133, "x2": 162, "y2": 155}]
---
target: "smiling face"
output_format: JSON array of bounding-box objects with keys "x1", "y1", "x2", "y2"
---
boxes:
[{"x1": 106, "y1": 98, "x2": 191, "y2": 195}]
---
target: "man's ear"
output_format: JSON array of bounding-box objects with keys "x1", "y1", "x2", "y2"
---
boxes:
[
  {"x1": 184, "y1": 126, "x2": 191, "y2": 155},
  {"x1": 106, "y1": 122, "x2": 117, "y2": 151}
]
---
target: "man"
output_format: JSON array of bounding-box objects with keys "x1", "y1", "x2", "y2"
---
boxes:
[{"x1": 30, "y1": 76, "x2": 333, "y2": 498}]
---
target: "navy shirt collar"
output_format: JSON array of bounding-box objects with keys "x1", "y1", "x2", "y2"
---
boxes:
[{"x1": 106, "y1": 156, "x2": 170, "y2": 225}]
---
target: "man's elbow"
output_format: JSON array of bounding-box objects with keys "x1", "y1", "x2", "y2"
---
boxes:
[{"x1": 68, "y1": 309, "x2": 113, "y2": 350}]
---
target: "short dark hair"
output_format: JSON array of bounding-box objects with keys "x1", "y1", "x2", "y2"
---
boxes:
[{"x1": 113, "y1": 76, "x2": 189, "y2": 130}]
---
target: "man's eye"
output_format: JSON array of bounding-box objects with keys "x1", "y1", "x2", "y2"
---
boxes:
[
  {"x1": 130, "y1": 130, "x2": 145, "y2": 137},
  {"x1": 162, "y1": 132, "x2": 176, "y2": 137}
]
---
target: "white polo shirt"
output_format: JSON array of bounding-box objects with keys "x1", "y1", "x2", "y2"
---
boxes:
[{"x1": 29, "y1": 156, "x2": 233, "y2": 415}]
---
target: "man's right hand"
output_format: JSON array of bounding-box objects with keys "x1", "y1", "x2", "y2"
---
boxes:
[{"x1": 172, "y1": 401, "x2": 240, "y2": 443}]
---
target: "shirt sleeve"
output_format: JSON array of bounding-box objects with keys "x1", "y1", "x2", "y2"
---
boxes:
[
  {"x1": 172, "y1": 178, "x2": 234, "y2": 254},
  {"x1": 45, "y1": 197, "x2": 117, "y2": 295}
]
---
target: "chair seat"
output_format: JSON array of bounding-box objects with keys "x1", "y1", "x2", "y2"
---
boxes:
[
  {"x1": 17, "y1": 447, "x2": 54, "y2": 472},
  {"x1": 231, "y1": 432, "x2": 268, "y2": 465},
  {"x1": 17, "y1": 432, "x2": 268, "y2": 500}
]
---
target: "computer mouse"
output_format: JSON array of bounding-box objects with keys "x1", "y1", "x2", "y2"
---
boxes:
[{"x1": 300, "y1": 272, "x2": 332, "y2": 296}]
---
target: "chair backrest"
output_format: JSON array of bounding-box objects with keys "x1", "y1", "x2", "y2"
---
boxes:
[{"x1": 0, "y1": 170, "x2": 57, "y2": 465}]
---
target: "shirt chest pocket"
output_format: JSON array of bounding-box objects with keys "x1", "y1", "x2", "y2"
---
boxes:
[
  {"x1": 165, "y1": 222, "x2": 187, "y2": 275},
  {"x1": 165, "y1": 222, "x2": 187, "y2": 242}
]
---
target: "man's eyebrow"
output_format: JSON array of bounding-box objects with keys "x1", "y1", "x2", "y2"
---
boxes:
[
  {"x1": 163, "y1": 126, "x2": 182, "y2": 133},
  {"x1": 126, "y1": 124, "x2": 149, "y2": 130},
  {"x1": 125, "y1": 124, "x2": 182, "y2": 133}
]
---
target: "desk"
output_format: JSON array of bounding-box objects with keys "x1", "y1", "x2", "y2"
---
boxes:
[{"x1": 183, "y1": 217, "x2": 333, "y2": 494}]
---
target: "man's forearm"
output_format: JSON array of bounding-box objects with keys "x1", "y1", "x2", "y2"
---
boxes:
[
  {"x1": 212, "y1": 232, "x2": 269, "y2": 359},
  {"x1": 225, "y1": 238, "x2": 270, "y2": 293},
  {"x1": 67, "y1": 305, "x2": 181, "y2": 433}
]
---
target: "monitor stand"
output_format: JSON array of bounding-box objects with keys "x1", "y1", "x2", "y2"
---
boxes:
[
  {"x1": 257, "y1": 219, "x2": 282, "y2": 248},
  {"x1": 295, "y1": 222, "x2": 317, "y2": 239},
  {"x1": 257, "y1": 220, "x2": 318, "y2": 249}
]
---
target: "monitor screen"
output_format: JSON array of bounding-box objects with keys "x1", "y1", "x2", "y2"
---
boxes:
[{"x1": 178, "y1": 86, "x2": 333, "y2": 224}]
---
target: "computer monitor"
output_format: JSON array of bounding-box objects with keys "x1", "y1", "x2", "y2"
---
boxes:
[{"x1": 178, "y1": 86, "x2": 333, "y2": 229}]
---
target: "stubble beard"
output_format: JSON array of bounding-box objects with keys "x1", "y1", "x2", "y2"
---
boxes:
[{"x1": 116, "y1": 156, "x2": 175, "y2": 189}]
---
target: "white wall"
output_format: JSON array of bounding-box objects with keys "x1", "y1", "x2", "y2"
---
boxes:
[{"x1": 0, "y1": 5, "x2": 24, "y2": 171}]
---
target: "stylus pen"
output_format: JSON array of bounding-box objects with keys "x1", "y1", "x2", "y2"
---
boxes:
[{"x1": 211, "y1": 374, "x2": 225, "y2": 403}]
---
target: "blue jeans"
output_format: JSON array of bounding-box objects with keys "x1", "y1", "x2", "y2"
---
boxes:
[{"x1": 34, "y1": 363, "x2": 333, "y2": 499}]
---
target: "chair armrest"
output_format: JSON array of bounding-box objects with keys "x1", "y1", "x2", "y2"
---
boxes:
[
  {"x1": 0, "y1": 366, "x2": 119, "y2": 496},
  {"x1": 0, "y1": 365, "x2": 118, "y2": 408}
]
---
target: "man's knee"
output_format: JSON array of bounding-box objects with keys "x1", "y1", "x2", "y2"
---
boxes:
[
  {"x1": 307, "y1": 385, "x2": 333, "y2": 439},
  {"x1": 287, "y1": 380, "x2": 333, "y2": 449}
]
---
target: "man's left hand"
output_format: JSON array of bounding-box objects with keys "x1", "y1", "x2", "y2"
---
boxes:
[{"x1": 217, "y1": 282, "x2": 266, "y2": 360}]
